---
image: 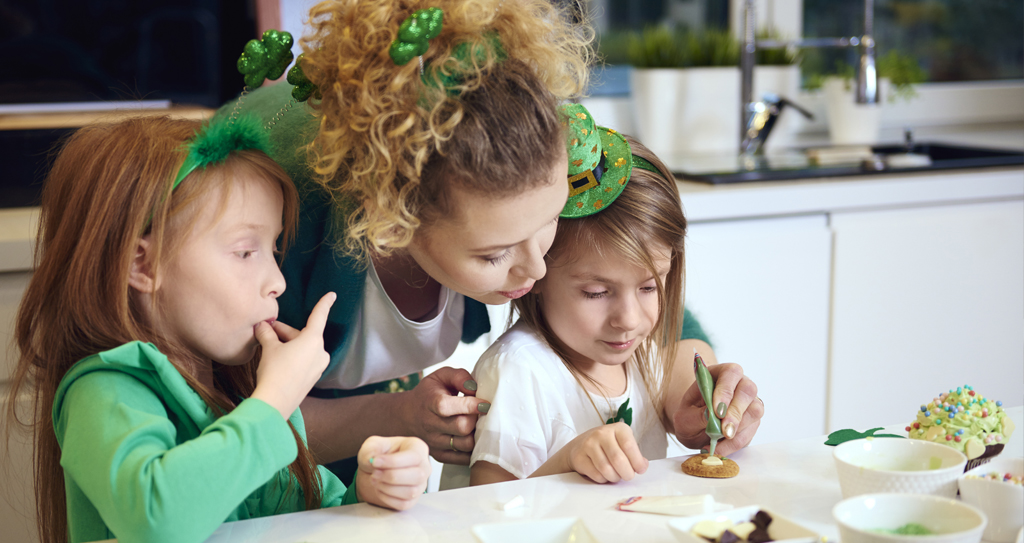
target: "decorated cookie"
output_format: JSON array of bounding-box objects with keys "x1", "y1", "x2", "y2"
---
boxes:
[{"x1": 682, "y1": 454, "x2": 740, "y2": 479}]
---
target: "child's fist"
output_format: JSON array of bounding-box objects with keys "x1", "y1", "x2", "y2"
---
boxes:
[
  {"x1": 566, "y1": 422, "x2": 649, "y2": 483},
  {"x1": 355, "y1": 436, "x2": 431, "y2": 511}
]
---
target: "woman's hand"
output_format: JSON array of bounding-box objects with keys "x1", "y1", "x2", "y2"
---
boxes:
[
  {"x1": 392, "y1": 367, "x2": 491, "y2": 465},
  {"x1": 252, "y1": 292, "x2": 336, "y2": 420},
  {"x1": 355, "y1": 436, "x2": 431, "y2": 511},
  {"x1": 558, "y1": 422, "x2": 649, "y2": 483},
  {"x1": 672, "y1": 362, "x2": 763, "y2": 457}
]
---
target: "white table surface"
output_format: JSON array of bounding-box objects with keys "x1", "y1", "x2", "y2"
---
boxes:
[{"x1": 201, "y1": 406, "x2": 1023, "y2": 543}]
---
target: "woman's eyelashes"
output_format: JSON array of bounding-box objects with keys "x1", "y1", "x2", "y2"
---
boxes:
[{"x1": 484, "y1": 250, "x2": 512, "y2": 266}]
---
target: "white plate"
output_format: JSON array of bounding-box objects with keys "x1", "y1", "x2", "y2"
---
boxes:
[
  {"x1": 472, "y1": 517, "x2": 600, "y2": 543},
  {"x1": 667, "y1": 505, "x2": 821, "y2": 543}
]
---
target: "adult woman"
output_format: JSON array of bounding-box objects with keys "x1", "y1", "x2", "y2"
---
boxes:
[{"x1": 234, "y1": 0, "x2": 762, "y2": 474}]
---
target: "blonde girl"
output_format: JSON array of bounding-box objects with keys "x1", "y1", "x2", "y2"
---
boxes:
[
  {"x1": 469, "y1": 105, "x2": 763, "y2": 485},
  {"x1": 5, "y1": 115, "x2": 430, "y2": 543}
]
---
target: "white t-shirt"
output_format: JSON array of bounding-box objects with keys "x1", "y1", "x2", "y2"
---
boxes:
[
  {"x1": 470, "y1": 320, "x2": 668, "y2": 479},
  {"x1": 316, "y1": 260, "x2": 465, "y2": 389}
]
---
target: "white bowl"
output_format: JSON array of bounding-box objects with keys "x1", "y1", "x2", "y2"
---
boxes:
[
  {"x1": 958, "y1": 456, "x2": 1023, "y2": 543},
  {"x1": 667, "y1": 505, "x2": 820, "y2": 543},
  {"x1": 833, "y1": 438, "x2": 967, "y2": 498},
  {"x1": 833, "y1": 493, "x2": 986, "y2": 543}
]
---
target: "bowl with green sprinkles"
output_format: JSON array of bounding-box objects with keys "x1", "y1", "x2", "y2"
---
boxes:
[{"x1": 833, "y1": 493, "x2": 986, "y2": 543}]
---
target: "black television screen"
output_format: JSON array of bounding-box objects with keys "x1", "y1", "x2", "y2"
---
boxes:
[{"x1": 0, "y1": 0, "x2": 256, "y2": 108}]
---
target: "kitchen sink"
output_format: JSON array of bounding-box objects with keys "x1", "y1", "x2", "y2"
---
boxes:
[{"x1": 672, "y1": 143, "x2": 1024, "y2": 185}]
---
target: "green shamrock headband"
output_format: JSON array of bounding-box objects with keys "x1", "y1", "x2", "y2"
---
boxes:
[
  {"x1": 560, "y1": 103, "x2": 660, "y2": 218},
  {"x1": 172, "y1": 114, "x2": 272, "y2": 190},
  {"x1": 390, "y1": 7, "x2": 445, "y2": 65},
  {"x1": 389, "y1": 7, "x2": 505, "y2": 98},
  {"x1": 172, "y1": 29, "x2": 308, "y2": 189},
  {"x1": 237, "y1": 29, "x2": 319, "y2": 103}
]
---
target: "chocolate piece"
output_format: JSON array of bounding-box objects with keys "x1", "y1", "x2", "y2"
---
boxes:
[
  {"x1": 753, "y1": 510, "x2": 773, "y2": 529},
  {"x1": 720, "y1": 530, "x2": 741, "y2": 543},
  {"x1": 747, "y1": 527, "x2": 772, "y2": 543}
]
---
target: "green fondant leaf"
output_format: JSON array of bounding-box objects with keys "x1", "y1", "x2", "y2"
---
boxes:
[{"x1": 825, "y1": 427, "x2": 905, "y2": 446}]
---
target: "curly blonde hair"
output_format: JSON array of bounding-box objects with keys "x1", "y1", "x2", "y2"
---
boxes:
[{"x1": 299, "y1": 0, "x2": 594, "y2": 257}]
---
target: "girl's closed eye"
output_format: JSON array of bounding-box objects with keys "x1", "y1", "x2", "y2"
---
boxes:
[{"x1": 583, "y1": 289, "x2": 607, "y2": 299}]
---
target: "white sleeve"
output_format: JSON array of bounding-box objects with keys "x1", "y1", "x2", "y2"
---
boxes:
[{"x1": 470, "y1": 343, "x2": 572, "y2": 479}]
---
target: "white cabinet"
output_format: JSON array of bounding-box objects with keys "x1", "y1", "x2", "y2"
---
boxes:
[
  {"x1": 1, "y1": 271, "x2": 31, "y2": 380},
  {"x1": 828, "y1": 200, "x2": 1024, "y2": 431},
  {"x1": 0, "y1": 271, "x2": 38, "y2": 543},
  {"x1": 685, "y1": 215, "x2": 833, "y2": 445}
]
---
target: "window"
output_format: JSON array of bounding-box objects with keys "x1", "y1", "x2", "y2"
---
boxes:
[{"x1": 802, "y1": 0, "x2": 1023, "y2": 84}]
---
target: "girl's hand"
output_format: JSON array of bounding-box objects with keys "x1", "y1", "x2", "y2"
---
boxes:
[
  {"x1": 355, "y1": 436, "x2": 431, "y2": 511},
  {"x1": 563, "y1": 422, "x2": 649, "y2": 483},
  {"x1": 672, "y1": 362, "x2": 763, "y2": 457},
  {"x1": 392, "y1": 367, "x2": 491, "y2": 465},
  {"x1": 252, "y1": 292, "x2": 336, "y2": 420}
]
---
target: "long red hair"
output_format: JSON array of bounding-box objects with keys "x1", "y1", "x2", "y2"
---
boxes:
[{"x1": 4, "y1": 116, "x2": 323, "y2": 543}]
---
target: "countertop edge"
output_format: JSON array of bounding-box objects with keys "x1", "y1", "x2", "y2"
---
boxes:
[
  {"x1": 3, "y1": 167, "x2": 1023, "y2": 272},
  {"x1": 678, "y1": 166, "x2": 1024, "y2": 223}
]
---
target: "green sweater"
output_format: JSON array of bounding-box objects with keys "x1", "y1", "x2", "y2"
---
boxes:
[
  {"x1": 52, "y1": 341, "x2": 358, "y2": 543},
  {"x1": 227, "y1": 85, "x2": 710, "y2": 386}
]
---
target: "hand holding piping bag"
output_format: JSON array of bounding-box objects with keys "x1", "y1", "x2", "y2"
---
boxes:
[{"x1": 694, "y1": 349, "x2": 724, "y2": 455}]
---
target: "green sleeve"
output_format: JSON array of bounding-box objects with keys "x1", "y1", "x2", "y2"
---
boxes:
[
  {"x1": 58, "y1": 372, "x2": 298, "y2": 543},
  {"x1": 320, "y1": 468, "x2": 360, "y2": 507},
  {"x1": 680, "y1": 306, "x2": 712, "y2": 346}
]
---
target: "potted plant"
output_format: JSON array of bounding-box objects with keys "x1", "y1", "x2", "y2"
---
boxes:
[
  {"x1": 807, "y1": 50, "x2": 927, "y2": 145},
  {"x1": 626, "y1": 27, "x2": 740, "y2": 157}
]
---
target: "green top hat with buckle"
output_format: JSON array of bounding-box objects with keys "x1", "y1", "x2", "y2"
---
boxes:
[{"x1": 560, "y1": 103, "x2": 658, "y2": 218}]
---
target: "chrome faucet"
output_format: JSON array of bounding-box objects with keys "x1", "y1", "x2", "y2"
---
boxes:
[
  {"x1": 741, "y1": 94, "x2": 814, "y2": 155},
  {"x1": 740, "y1": 0, "x2": 878, "y2": 154}
]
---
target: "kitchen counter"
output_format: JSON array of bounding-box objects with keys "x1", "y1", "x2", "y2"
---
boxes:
[
  {"x1": 677, "y1": 166, "x2": 1023, "y2": 223},
  {"x1": 197, "y1": 406, "x2": 1023, "y2": 543},
  {"x1": 3, "y1": 165, "x2": 1021, "y2": 273}
]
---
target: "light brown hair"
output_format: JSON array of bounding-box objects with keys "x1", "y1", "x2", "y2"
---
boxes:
[
  {"x1": 3, "y1": 116, "x2": 322, "y2": 543},
  {"x1": 298, "y1": 0, "x2": 593, "y2": 257},
  {"x1": 512, "y1": 136, "x2": 687, "y2": 431}
]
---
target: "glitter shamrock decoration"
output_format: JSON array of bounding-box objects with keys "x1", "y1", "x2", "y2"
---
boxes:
[
  {"x1": 287, "y1": 54, "x2": 319, "y2": 102},
  {"x1": 389, "y1": 7, "x2": 444, "y2": 66},
  {"x1": 237, "y1": 30, "x2": 294, "y2": 88}
]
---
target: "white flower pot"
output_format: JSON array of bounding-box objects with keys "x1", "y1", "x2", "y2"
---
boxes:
[
  {"x1": 630, "y1": 67, "x2": 740, "y2": 158},
  {"x1": 823, "y1": 77, "x2": 891, "y2": 146},
  {"x1": 753, "y1": 65, "x2": 802, "y2": 151}
]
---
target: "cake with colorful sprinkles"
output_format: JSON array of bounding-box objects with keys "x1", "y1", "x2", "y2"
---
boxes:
[{"x1": 906, "y1": 385, "x2": 1015, "y2": 470}]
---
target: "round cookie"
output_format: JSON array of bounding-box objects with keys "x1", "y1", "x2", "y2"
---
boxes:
[{"x1": 682, "y1": 454, "x2": 740, "y2": 479}]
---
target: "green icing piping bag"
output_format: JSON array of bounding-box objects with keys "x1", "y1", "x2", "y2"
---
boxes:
[{"x1": 694, "y1": 349, "x2": 723, "y2": 455}]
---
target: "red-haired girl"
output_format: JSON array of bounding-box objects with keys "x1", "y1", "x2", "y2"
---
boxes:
[{"x1": 7, "y1": 115, "x2": 430, "y2": 543}]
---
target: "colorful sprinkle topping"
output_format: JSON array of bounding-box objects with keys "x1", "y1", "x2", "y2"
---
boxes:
[{"x1": 965, "y1": 472, "x2": 1022, "y2": 486}]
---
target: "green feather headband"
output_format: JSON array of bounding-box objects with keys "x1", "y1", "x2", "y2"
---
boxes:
[{"x1": 172, "y1": 114, "x2": 272, "y2": 190}]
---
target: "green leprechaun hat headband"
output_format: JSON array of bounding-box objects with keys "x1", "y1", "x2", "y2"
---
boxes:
[{"x1": 560, "y1": 103, "x2": 660, "y2": 219}]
